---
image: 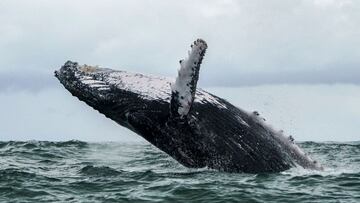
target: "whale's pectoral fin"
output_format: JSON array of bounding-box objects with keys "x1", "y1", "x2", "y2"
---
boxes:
[{"x1": 170, "y1": 39, "x2": 208, "y2": 119}]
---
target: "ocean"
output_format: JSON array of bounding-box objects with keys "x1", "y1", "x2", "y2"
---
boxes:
[{"x1": 0, "y1": 141, "x2": 359, "y2": 202}]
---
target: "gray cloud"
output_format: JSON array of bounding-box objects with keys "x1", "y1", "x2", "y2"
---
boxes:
[
  {"x1": 0, "y1": 0, "x2": 359, "y2": 142},
  {"x1": 0, "y1": 0, "x2": 359, "y2": 91},
  {"x1": 200, "y1": 64, "x2": 360, "y2": 87},
  {"x1": 0, "y1": 72, "x2": 56, "y2": 92},
  {"x1": 0, "y1": 65, "x2": 358, "y2": 93}
]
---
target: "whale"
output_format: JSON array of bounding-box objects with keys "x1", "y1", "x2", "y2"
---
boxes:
[{"x1": 55, "y1": 39, "x2": 323, "y2": 173}]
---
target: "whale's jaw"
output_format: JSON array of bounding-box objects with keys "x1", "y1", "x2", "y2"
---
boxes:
[{"x1": 55, "y1": 61, "x2": 115, "y2": 108}]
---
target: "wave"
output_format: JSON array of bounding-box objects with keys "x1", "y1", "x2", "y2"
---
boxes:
[
  {"x1": 0, "y1": 140, "x2": 359, "y2": 202},
  {"x1": 79, "y1": 165, "x2": 122, "y2": 176},
  {"x1": 0, "y1": 140, "x2": 88, "y2": 149}
]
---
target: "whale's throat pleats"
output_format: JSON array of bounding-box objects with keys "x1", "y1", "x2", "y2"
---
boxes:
[{"x1": 170, "y1": 39, "x2": 208, "y2": 119}]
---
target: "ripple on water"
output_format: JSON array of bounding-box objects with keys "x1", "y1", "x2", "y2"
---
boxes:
[
  {"x1": 79, "y1": 165, "x2": 123, "y2": 177},
  {"x1": 0, "y1": 141, "x2": 358, "y2": 202}
]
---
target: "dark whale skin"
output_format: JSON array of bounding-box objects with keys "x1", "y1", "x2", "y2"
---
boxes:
[{"x1": 55, "y1": 61, "x2": 322, "y2": 173}]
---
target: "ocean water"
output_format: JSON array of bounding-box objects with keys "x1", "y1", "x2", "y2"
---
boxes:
[{"x1": 0, "y1": 141, "x2": 359, "y2": 202}]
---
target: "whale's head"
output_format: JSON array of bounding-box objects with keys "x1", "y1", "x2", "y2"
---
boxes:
[
  {"x1": 55, "y1": 61, "x2": 115, "y2": 106},
  {"x1": 54, "y1": 61, "x2": 209, "y2": 168},
  {"x1": 55, "y1": 61, "x2": 172, "y2": 132}
]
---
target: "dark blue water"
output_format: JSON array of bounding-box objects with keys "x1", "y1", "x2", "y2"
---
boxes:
[{"x1": 0, "y1": 141, "x2": 359, "y2": 202}]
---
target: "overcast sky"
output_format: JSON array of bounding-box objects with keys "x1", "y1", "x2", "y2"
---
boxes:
[
  {"x1": 0, "y1": 0, "x2": 359, "y2": 141},
  {"x1": 1, "y1": 0, "x2": 359, "y2": 89}
]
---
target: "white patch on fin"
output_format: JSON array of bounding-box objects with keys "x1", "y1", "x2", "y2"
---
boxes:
[{"x1": 171, "y1": 39, "x2": 208, "y2": 118}]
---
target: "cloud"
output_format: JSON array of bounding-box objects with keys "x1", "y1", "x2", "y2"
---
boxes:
[
  {"x1": 0, "y1": 0, "x2": 359, "y2": 90},
  {"x1": 200, "y1": 64, "x2": 360, "y2": 87},
  {"x1": 1, "y1": 65, "x2": 358, "y2": 94},
  {"x1": 0, "y1": 71, "x2": 56, "y2": 92},
  {"x1": 1, "y1": 0, "x2": 358, "y2": 142}
]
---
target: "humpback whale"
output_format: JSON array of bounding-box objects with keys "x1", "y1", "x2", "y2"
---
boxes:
[{"x1": 55, "y1": 39, "x2": 322, "y2": 173}]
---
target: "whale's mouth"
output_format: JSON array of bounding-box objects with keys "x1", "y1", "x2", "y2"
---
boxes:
[
  {"x1": 55, "y1": 61, "x2": 118, "y2": 108},
  {"x1": 55, "y1": 61, "x2": 110, "y2": 90}
]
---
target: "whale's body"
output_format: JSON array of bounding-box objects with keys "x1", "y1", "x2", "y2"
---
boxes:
[
  {"x1": 55, "y1": 63, "x2": 322, "y2": 173},
  {"x1": 55, "y1": 39, "x2": 322, "y2": 173}
]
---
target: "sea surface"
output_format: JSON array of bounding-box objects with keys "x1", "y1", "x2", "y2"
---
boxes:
[{"x1": 0, "y1": 141, "x2": 359, "y2": 203}]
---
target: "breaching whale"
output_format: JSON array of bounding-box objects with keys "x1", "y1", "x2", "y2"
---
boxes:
[{"x1": 55, "y1": 39, "x2": 322, "y2": 173}]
